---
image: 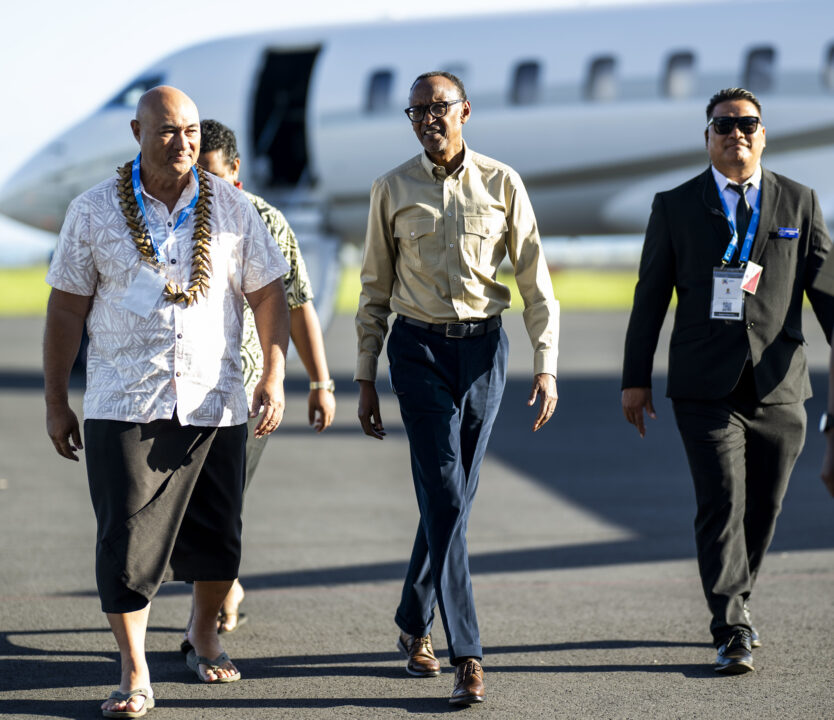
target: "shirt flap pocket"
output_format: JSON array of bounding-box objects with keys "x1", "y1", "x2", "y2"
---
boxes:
[
  {"x1": 394, "y1": 216, "x2": 436, "y2": 239},
  {"x1": 464, "y1": 215, "x2": 508, "y2": 237}
]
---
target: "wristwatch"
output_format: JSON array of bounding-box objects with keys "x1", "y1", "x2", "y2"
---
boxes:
[
  {"x1": 310, "y1": 379, "x2": 335, "y2": 393},
  {"x1": 819, "y1": 411, "x2": 834, "y2": 433}
]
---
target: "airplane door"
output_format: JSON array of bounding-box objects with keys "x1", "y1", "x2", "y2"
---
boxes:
[{"x1": 252, "y1": 49, "x2": 319, "y2": 188}]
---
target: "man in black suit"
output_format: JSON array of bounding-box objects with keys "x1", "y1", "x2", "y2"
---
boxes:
[{"x1": 622, "y1": 87, "x2": 834, "y2": 674}]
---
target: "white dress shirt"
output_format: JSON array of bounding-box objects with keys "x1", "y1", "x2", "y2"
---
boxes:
[{"x1": 711, "y1": 164, "x2": 762, "y2": 227}]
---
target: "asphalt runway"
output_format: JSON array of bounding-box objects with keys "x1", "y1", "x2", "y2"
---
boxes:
[{"x1": 0, "y1": 310, "x2": 832, "y2": 719}]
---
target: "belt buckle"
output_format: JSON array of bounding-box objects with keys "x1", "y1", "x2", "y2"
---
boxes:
[{"x1": 445, "y1": 322, "x2": 466, "y2": 338}]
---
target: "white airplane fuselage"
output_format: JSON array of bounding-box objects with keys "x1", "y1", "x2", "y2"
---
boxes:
[{"x1": 2, "y1": 0, "x2": 834, "y2": 245}]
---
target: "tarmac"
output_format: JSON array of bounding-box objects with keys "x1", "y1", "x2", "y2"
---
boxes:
[{"x1": 0, "y1": 310, "x2": 832, "y2": 720}]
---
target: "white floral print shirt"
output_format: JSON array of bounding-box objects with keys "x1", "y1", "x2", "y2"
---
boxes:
[{"x1": 46, "y1": 169, "x2": 289, "y2": 426}]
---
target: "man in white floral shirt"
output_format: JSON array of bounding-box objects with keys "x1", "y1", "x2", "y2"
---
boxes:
[{"x1": 43, "y1": 86, "x2": 290, "y2": 716}]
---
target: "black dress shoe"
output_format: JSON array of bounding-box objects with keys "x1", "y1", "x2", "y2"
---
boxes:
[
  {"x1": 715, "y1": 629, "x2": 754, "y2": 674},
  {"x1": 742, "y1": 602, "x2": 761, "y2": 648}
]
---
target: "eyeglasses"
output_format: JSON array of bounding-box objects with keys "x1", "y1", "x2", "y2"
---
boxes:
[
  {"x1": 404, "y1": 99, "x2": 464, "y2": 123},
  {"x1": 707, "y1": 116, "x2": 761, "y2": 135}
]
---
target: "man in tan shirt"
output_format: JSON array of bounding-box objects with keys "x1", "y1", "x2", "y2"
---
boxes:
[{"x1": 356, "y1": 71, "x2": 559, "y2": 706}]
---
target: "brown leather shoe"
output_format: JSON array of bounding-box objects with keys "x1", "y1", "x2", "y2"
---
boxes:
[
  {"x1": 449, "y1": 659, "x2": 485, "y2": 705},
  {"x1": 397, "y1": 632, "x2": 441, "y2": 677}
]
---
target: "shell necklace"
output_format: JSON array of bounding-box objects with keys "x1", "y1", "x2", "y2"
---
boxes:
[{"x1": 116, "y1": 159, "x2": 213, "y2": 306}]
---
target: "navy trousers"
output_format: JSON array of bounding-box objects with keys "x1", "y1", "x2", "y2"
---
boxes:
[{"x1": 387, "y1": 316, "x2": 508, "y2": 664}]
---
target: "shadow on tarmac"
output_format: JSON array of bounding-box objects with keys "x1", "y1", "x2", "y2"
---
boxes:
[
  {"x1": 0, "y1": 629, "x2": 716, "y2": 717},
  {"x1": 9, "y1": 369, "x2": 831, "y2": 602},
  {"x1": 489, "y1": 373, "x2": 834, "y2": 552}
]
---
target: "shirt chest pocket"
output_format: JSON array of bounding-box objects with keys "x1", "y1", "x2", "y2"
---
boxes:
[
  {"x1": 394, "y1": 216, "x2": 440, "y2": 270},
  {"x1": 463, "y1": 214, "x2": 508, "y2": 274}
]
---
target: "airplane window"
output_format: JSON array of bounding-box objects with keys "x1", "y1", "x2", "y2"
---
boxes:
[
  {"x1": 823, "y1": 44, "x2": 834, "y2": 90},
  {"x1": 664, "y1": 52, "x2": 696, "y2": 99},
  {"x1": 585, "y1": 56, "x2": 617, "y2": 101},
  {"x1": 366, "y1": 70, "x2": 394, "y2": 113},
  {"x1": 511, "y1": 61, "x2": 541, "y2": 105},
  {"x1": 744, "y1": 47, "x2": 776, "y2": 93},
  {"x1": 106, "y1": 75, "x2": 164, "y2": 108}
]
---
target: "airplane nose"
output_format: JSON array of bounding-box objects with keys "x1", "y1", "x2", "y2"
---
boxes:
[
  {"x1": 0, "y1": 106, "x2": 138, "y2": 233},
  {"x1": 0, "y1": 155, "x2": 69, "y2": 232}
]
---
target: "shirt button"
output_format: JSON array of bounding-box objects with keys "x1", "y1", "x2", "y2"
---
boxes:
[
  {"x1": 447, "y1": 211, "x2": 452, "y2": 217},
  {"x1": 170, "y1": 258, "x2": 177, "y2": 264},
  {"x1": 449, "y1": 243, "x2": 454, "y2": 248},
  {"x1": 177, "y1": 333, "x2": 183, "y2": 339},
  {"x1": 410, "y1": 232, "x2": 415, "y2": 237},
  {"x1": 167, "y1": 221, "x2": 173, "y2": 227},
  {"x1": 747, "y1": 322, "x2": 755, "y2": 329},
  {"x1": 452, "y1": 275, "x2": 459, "y2": 282},
  {"x1": 175, "y1": 371, "x2": 182, "y2": 377}
]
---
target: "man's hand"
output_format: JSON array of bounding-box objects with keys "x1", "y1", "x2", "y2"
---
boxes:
[
  {"x1": 46, "y1": 401, "x2": 83, "y2": 461},
  {"x1": 309, "y1": 388, "x2": 336, "y2": 433},
  {"x1": 43, "y1": 288, "x2": 91, "y2": 461},
  {"x1": 245, "y1": 278, "x2": 289, "y2": 439},
  {"x1": 821, "y1": 433, "x2": 834, "y2": 498},
  {"x1": 358, "y1": 379, "x2": 385, "y2": 439},
  {"x1": 250, "y1": 376, "x2": 285, "y2": 438},
  {"x1": 622, "y1": 387, "x2": 656, "y2": 438},
  {"x1": 528, "y1": 373, "x2": 558, "y2": 432}
]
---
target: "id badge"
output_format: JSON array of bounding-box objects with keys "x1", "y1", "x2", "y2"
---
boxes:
[
  {"x1": 741, "y1": 261, "x2": 763, "y2": 295},
  {"x1": 711, "y1": 267, "x2": 745, "y2": 320},
  {"x1": 121, "y1": 261, "x2": 167, "y2": 318}
]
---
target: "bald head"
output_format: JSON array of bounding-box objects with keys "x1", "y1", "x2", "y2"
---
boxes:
[
  {"x1": 135, "y1": 86, "x2": 197, "y2": 125},
  {"x1": 130, "y1": 85, "x2": 201, "y2": 186}
]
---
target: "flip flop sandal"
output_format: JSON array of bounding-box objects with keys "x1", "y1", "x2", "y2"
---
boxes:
[
  {"x1": 185, "y1": 648, "x2": 241, "y2": 683},
  {"x1": 217, "y1": 610, "x2": 248, "y2": 634},
  {"x1": 102, "y1": 687, "x2": 155, "y2": 718}
]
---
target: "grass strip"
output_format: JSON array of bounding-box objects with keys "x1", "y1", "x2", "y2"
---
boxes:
[
  {"x1": 0, "y1": 265, "x2": 642, "y2": 317},
  {"x1": 0, "y1": 265, "x2": 50, "y2": 316}
]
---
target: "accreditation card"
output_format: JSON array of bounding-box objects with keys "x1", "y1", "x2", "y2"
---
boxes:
[
  {"x1": 121, "y1": 260, "x2": 167, "y2": 318},
  {"x1": 711, "y1": 267, "x2": 745, "y2": 320}
]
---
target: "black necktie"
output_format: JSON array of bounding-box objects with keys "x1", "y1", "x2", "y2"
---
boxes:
[{"x1": 729, "y1": 183, "x2": 752, "y2": 242}]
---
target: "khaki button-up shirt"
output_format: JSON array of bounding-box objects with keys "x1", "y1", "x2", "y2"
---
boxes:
[{"x1": 355, "y1": 145, "x2": 559, "y2": 381}]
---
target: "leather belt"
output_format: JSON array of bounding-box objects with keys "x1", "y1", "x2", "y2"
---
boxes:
[{"x1": 398, "y1": 315, "x2": 502, "y2": 339}]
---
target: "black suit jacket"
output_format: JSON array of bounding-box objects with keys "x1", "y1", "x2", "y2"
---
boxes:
[{"x1": 623, "y1": 166, "x2": 834, "y2": 403}]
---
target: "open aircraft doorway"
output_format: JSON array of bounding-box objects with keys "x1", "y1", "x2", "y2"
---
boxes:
[
  {"x1": 252, "y1": 49, "x2": 320, "y2": 190},
  {"x1": 250, "y1": 47, "x2": 339, "y2": 332}
]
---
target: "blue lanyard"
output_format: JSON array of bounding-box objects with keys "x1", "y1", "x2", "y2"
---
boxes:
[
  {"x1": 719, "y1": 182, "x2": 761, "y2": 266},
  {"x1": 131, "y1": 153, "x2": 199, "y2": 263}
]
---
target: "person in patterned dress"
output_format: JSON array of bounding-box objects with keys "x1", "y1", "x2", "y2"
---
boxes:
[{"x1": 182, "y1": 118, "x2": 335, "y2": 637}]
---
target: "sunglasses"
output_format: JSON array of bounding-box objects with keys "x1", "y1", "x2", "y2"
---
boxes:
[
  {"x1": 404, "y1": 99, "x2": 465, "y2": 123},
  {"x1": 707, "y1": 116, "x2": 761, "y2": 135}
]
